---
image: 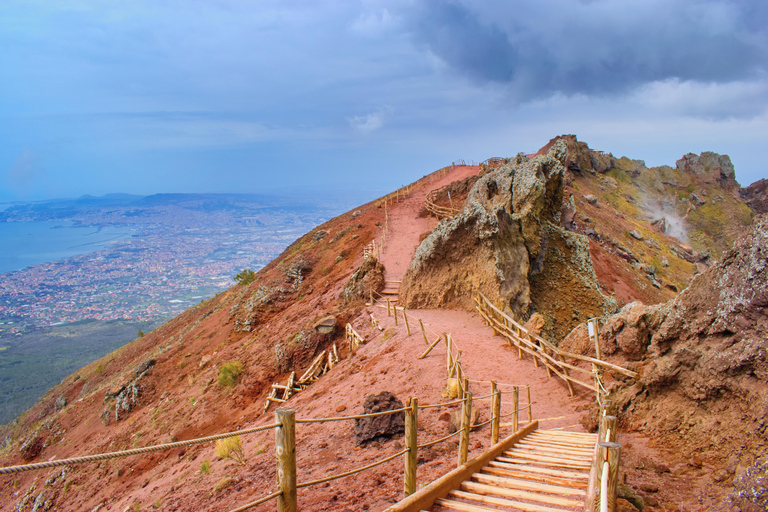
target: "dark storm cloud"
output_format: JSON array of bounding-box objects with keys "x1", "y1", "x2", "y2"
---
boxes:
[{"x1": 402, "y1": 0, "x2": 768, "y2": 100}]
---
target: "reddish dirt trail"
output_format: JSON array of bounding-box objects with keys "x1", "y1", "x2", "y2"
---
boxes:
[
  {"x1": 376, "y1": 164, "x2": 593, "y2": 432},
  {"x1": 255, "y1": 164, "x2": 597, "y2": 511}
]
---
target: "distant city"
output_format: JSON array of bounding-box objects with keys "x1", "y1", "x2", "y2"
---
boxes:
[
  {"x1": 0, "y1": 193, "x2": 348, "y2": 423},
  {"x1": 0, "y1": 193, "x2": 341, "y2": 340}
]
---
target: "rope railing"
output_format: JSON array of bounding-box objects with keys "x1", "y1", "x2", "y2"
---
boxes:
[
  {"x1": 228, "y1": 490, "x2": 282, "y2": 512},
  {"x1": 0, "y1": 422, "x2": 280, "y2": 475},
  {"x1": 297, "y1": 448, "x2": 410, "y2": 489},
  {"x1": 296, "y1": 406, "x2": 409, "y2": 424},
  {"x1": 416, "y1": 429, "x2": 462, "y2": 449}
]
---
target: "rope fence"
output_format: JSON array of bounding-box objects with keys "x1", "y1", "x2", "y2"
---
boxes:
[{"x1": 0, "y1": 422, "x2": 280, "y2": 475}]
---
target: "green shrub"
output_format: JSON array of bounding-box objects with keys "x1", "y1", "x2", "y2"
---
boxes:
[
  {"x1": 217, "y1": 361, "x2": 243, "y2": 387},
  {"x1": 200, "y1": 459, "x2": 211, "y2": 474},
  {"x1": 234, "y1": 269, "x2": 256, "y2": 286}
]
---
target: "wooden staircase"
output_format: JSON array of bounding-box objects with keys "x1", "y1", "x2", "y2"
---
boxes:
[
  {"x1": 381, "y1": 280, "x2": 401, "y2": 305},
  {"x1": 430, "y1": 430, "x2": 596, "y2": 512}
]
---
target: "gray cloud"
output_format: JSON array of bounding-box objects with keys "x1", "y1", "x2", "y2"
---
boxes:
[{"x1": 399, "y1": 0, "x2": 768, "y2": 102}]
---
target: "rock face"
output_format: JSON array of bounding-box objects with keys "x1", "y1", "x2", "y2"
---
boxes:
[
  {"x1": 570, "y1": 215, "x2": 768, "y2": 490},
  {"x1": 353, "y1": 392, "x2": 405, "y2": 444},
  {"x1": 740, "y1": 178, "x2": 768, "y2": 214},
  {"x1": 676, "y1": 152, "x2": 739, "y2": 193},
  {"x1": 400, "y1": 140, "x2": 616, "y2": 340}
]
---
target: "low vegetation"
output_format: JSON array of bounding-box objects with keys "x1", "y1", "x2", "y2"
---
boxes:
[
  {"x1": 217, "y1": 361, "x2": 243, "y2": 387},
  {"x1": 234, "y1": 269, "x2": 256, "y2": 286},
  {"x1": 214, "y1": 436, "x2": 246, "y2": 465}
]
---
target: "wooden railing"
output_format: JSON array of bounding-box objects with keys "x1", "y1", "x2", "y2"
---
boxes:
[
  {"x1": 424, "y1": 186, "x2": 461, "y2": 219},
  {"x1": 474, "y1": 293, "x2": 637, "y2": 399}
]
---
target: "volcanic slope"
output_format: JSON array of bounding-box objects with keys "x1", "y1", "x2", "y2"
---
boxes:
[
  {"x1": 1, "y1": 136, "x2": 762, "y2": 511},
  {"x1": 0, "y1": 163, "x2": 594, "y2": 512}
]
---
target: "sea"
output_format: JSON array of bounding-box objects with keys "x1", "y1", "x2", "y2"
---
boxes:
[{"x1": 0, "y1": 221, "x2": 134, "y2": 275}]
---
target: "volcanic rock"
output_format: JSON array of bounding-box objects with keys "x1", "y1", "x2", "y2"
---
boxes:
[
  {"x1": 740, "y1": 178, "x2": 768, "y2": 214},
  {"x1": 353, "y1": 392, "x2": 405, "y2": 444},
  {"x1": 342, "y1": 257, "x2": 384, "y2": 305},
  {"x1": 399, "y1": 140, "x2": 616, "y2": 339},
  {"x1": 676, "y1": 152, "x2": 739, "y2": 193}
]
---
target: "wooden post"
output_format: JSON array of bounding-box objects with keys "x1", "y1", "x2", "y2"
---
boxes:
[
  {"x1": 588, "y1": 317, "x2": 601, "y2": 359},
  {"x1": 394, "y1": 305, "x2": 399, "y2": 326},
  {"x1": 403, "y1": 309, "x2": 411, "y2": 337},
  {"x1": 458, "y1": 391, "x2": 472, "y2": 465},
  {"x1": 456, "y1": 351, "x2": 463, "y2": 395},
  {"x1": 404, "y1": 397, "x2": 418, "y2": 497},
  {"x1": 602, "y1": 415, "x2": 618, "y2": 443},
  {"x1": 418, "y1": 336, "x2": 442, "y2": 359},
  {"x1": 512, "y1": 386, "x2": 519, "y2": 432},
  {"x1": 445, "y1": 334, "x2": 452, "y2": 377},
  {"x1": 491, "y1": 386, "x2": 501, "y2": 445},
  {"x1": 596, "y1": 442, "x2": 621, "y2": 512},
  {"x1": 275, "y1": 408, "x2": 297, "y2": 512},
  {"x1": 526, "y1": 385, "x2": 532, "y2": 422},
  {"x1": 419, "y1": 319, "x2": 429, "y2": 345},
  {"x1": 387, "y1": 297, "x2": 391, "y2": 317}
]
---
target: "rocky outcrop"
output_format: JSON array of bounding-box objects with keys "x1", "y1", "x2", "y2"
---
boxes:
[
  {"x1": 569, "y1": 215, "x2": 768, "y2": 499},
  {"x1": 400, "y1": 140, "x2": 616, "y2": 339},
  {"x1": 675, "y1": 151, "x2": 740, "y2": 193},
  {"x1": 740, "y1": 178, "x2": 768, "y2": 214},
  {"x1": 342, "y1": 257, "x2": 384, "y2": 305}
]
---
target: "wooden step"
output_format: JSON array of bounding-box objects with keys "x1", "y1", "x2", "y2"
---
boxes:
[
  {"x1": 381, "y1": 290, "x2": 400, "y2": 295},
  {"x1": 514, "y1": 443, "x2": 594, "y2": 457},
  {"x1": 503, "y1": 450, "x2": 592, "y2": 465},
  {"x1": 481, "y1": 466, "x2": 588, "y2": 489},
  {"x1": 461, "y1": 481, "x2": 583, "y2": 507},
  {"x1": 518, "y1": 438, "x2": 596, "y2": 452},
  {"x1": 434, "y1": 498, "x2": 501, "y2": 512},
  {"x1": 496, "y1": 456, "x2": 593, "y2": 472},
  {"x1": 471, "y1": 472, "x2": 586, "y2": 497},
  {"x1": 487, "y1": 461, "x2": 589, "y2": 481},
  {"x1": 488, "y1": 460, "x2": 589, "y2": 481},
  {"x1": 539, "y1": 429, "x2": 595, "y2": 437},
  {"x1": 453, "y1": 488, "x2": 579, "y2": 512},
  {"x1": 527, "y1": 432, "x2": 596, "y2": 444},
  {"x1": 533, "y1": 431, "x2": 596, "y2": 442}
]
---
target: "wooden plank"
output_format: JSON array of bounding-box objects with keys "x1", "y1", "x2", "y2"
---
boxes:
[
  {"x1": 382, "y1": 421, "x2": 539, "y2": 512},
  {"x1": 515, "y1": 442, "x2": 594, "y2": 456},
  {"x1": 525, "y1": 438, "x2": 594, "y2": 448},
  {"x1": 529, "y1": 433, "x2": 595, "y2": 444},
  {"x1": 471, "y1": 472, "x2": 586, "y2": 497},
  {"x1": 512, "y1": 443, "x2": 594, "y2": 458},
  {"x1": 503, "y1": 449, "x2": 592, "y2": 465},
  {"x1": 449, "y1": 491, "x2": 568, "y2": 512},
  {"x1": 487, "y1": 460, "x2": 590, "y2": 480},
  {"x1": 434, "y1": 498, "x2": 497, "y2": 512},
  {"x1": 496, "y1": 446, "x2": 594, "y2": 464},
  {"x1": 481, "y1": 466, "x2": 587, "y2": 489},
  {"x1": 496, "y1": 456, "x2": 593, "y2": 472},
  {"x1": 460, "y1": 481, "x2": 583, "y2": 507},
  {"x1": 539, "y1": 430, "x2": 596, "y2": 438}
]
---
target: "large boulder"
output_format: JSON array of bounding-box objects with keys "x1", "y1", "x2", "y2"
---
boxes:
[{"x1": 353, "y1": 392, "x2": 405, "y2": 445}]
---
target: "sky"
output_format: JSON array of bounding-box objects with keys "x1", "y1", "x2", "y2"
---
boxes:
[{"x1": 1, "y1": 0, "x2": 767, "y2": 202}]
